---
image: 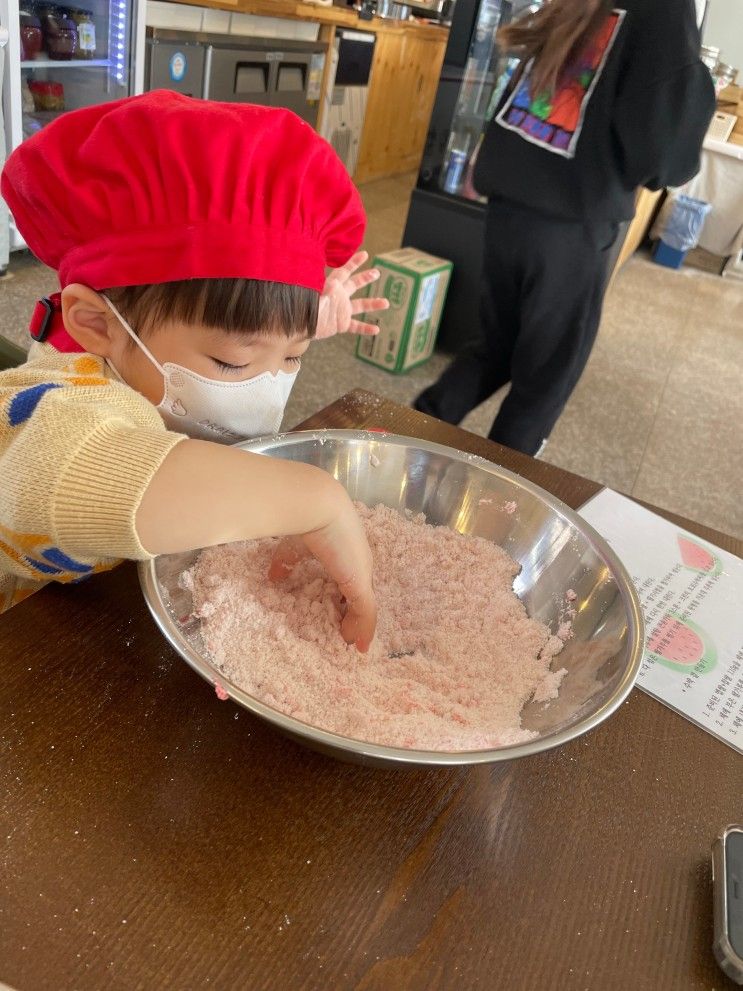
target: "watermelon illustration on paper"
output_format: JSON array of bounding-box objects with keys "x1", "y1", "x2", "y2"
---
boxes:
[
  {"x1": 677, "y1": 534, "x2": 722, "y2": 577},
  {"x1": 646, "y1": 613, "x2": 717, "y2": 674}
]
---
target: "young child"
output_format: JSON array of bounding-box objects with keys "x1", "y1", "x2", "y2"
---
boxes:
[{"x1": 0, "y1": 90, "x2": 388, "y2": 650}]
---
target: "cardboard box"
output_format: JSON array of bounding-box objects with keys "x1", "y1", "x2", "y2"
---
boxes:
[{"x1": 355, "y1": 248, "x2": 452, "y2": 374}]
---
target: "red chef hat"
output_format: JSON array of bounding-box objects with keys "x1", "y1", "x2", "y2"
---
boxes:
[{"x1": 1, "y1": 90, "x2": 365, "y2": 293}]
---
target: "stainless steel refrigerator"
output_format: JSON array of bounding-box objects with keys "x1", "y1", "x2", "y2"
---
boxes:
[
  {"x1": 0, "y1": 23, "x2": 9, "y2": 272},
  {"x1": 144, "y1": 28, "x2": 327, "y2": 128}
]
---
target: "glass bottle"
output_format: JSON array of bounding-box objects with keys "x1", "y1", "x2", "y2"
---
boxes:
[{"x1": 71, "y1": 9, "x2": 96, "y2": 59}]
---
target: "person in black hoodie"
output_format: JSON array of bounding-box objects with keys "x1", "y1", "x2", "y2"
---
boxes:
[{"x1": 414, "y1": 0, "x2": 715, "y2": 456}]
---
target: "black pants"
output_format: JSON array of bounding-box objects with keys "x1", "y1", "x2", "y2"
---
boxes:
[{"x1": 415, "y1": 199, "x2": 618, "y2": 456}]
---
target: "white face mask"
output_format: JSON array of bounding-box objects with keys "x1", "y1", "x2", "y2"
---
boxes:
[{"x1": 103, "y1": 295, "x2": 298, "y2": 443}]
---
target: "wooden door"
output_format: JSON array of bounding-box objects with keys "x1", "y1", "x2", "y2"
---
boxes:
[
  {"x1": 355, "y1": 31, "x2": 446, "y2": 184},
  {"x1": 392, "y1": 34, "x2": 447, "y2": 174}
]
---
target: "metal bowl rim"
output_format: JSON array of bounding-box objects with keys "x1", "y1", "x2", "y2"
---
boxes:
[{"x1": 139, "y1": 428, "x2": 644, "y2": 766}]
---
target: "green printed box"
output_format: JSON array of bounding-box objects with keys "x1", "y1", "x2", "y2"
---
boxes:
[{"x1": 355, "y1": 247, "x2": 452, "y2": 374}]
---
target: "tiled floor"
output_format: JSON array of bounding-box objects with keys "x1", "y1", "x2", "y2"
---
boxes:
[{"x1": 2, "y1": 172, "x2": 742, "y2": 539}]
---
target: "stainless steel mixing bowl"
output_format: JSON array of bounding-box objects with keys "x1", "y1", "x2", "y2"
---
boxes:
[{"x1": 140, "y1": 430, "x2": 644, "y2": 767}]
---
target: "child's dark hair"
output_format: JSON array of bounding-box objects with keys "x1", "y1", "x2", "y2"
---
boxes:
[{"x1": 104, "y1": 279, "x2": 319, "y2": 340}]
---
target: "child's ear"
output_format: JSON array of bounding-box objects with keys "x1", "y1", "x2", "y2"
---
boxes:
[{"x1": 60, "y1": 284, "x2": 118, "y2": 356}]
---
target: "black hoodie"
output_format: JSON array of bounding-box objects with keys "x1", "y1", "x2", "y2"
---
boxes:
[{"x1": 474, "y1": 0, "x2": 715, "y2": 222}]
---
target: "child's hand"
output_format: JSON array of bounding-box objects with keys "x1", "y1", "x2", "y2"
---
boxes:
[
  {"x1": 139, "y1": 441, "x2": 377, "y2": 649},
  {"x1": 268, "y1": 500, "x2": 377, "y2": 652},
  {"x1": 315, "y1": 251, "x2": 390, "y2": 340}
]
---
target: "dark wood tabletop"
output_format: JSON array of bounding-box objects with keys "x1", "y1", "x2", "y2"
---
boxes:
[{"x1": 1, "y1": 390, "x2": 741, "y2": 991}]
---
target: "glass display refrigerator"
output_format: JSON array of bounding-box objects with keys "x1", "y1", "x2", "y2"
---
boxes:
[
  {"x1": 402, "y1": 0, "x2": 534, "y2": 353},
  {"x1": 1, "y1": 26, "x2": 10, "y2": 272},
  {"x1": 0, "y1": 0, "x2": 145, "y2": 251}
]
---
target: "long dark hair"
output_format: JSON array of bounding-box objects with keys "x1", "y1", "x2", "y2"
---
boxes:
[{"x1": 498, "y1": 0, "x2": 614, "y2": 95}]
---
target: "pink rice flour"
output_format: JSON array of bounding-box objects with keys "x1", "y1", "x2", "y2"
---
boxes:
[{"x1": 182, "y1": 504, "x2": 567, "y2": 751}]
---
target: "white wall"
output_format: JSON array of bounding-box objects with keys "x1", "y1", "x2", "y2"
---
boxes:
[{"x1": 703, "y1": 0, "x2": 743, "y2": 76}]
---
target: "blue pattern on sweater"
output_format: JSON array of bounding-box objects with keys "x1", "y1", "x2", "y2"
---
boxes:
[
  {"x1": 41, "y1": 548, "x2": 92, "y2": 573},
  {"x1": 8, "y1": 383, "x2": 62, "y2": 426}
]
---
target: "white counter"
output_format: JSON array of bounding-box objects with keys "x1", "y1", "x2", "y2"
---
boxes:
[{"x1": 678, "y1": 138, "x2": 743, "y2": 257}]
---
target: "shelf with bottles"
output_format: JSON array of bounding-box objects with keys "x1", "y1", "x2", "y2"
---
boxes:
[
  {"x1": 21, "y1": 73, "x2": 103, "y2": 123},
  {"x1": 21, "y1": 59, "x2": 111, "y2": 68},
  {"x1": 20, "y1": 4, "x2": 106, "y2": 65},
  {"x1": 438, "y1": 54, "x2": 519, "y2": 199}
]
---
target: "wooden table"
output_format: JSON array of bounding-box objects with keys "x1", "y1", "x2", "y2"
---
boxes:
[{"x1": 1, "y1": 391, "x2": 740, "y2": 991}]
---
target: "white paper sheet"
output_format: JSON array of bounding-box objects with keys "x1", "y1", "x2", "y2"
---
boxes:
[{"x1": 579, "y1": 489, "x2": 743, "y2": 755}]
